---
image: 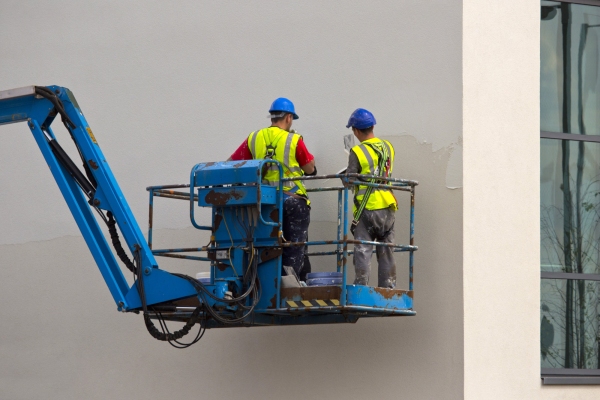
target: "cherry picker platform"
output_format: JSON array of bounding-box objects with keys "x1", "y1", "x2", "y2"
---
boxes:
[{"x1": 0, "y1": 85, "x2": 418, "y2": 345}]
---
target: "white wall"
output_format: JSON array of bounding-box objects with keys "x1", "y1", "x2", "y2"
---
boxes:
[
  {"x1": 0, "y1": 1, "x2": 463, "y2": 399},
  {"x1": 462, "y1": 1, "x2": 566, "y2": 399}
]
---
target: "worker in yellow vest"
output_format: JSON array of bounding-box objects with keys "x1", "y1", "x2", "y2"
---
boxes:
[
  {"x1": 345, "y1": 108, "x2": 397, "y2": 288},
  {"x1": 229, "y1": 98, "x2": 316, "y2": 280}
]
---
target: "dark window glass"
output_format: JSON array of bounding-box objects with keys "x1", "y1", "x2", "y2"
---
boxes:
[
  {"x1": 541, "y1": 139, "x2": 600, "y2": 274},
  {"x1": 541, "y1": 1, "x2": 600, "y2": 135},
  {"x1": 541, "y1": 279, "x2": 600, "y2": 369},
  {"x1": 541, "y1": 1, "x2": 600, "y2": 377}
]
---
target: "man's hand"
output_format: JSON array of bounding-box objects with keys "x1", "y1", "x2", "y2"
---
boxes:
[{"x1": 342, "y1": 177, "x2": 355, "y2": 188}]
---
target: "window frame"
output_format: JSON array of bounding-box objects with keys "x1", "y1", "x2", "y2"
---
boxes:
[
  {"x1": 541, "y1": 0, "x2": 600, "y2": 384},
  {"x1": 555, "y1": 0, "x2": 600, "y2": 5}
]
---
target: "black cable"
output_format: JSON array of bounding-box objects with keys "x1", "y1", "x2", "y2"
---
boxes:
[
  {"x1": 106, "y1": 211, "x2": 137, "y2": 274},
  {"x1": 155, "y1": 311, "x2": 207, "y2": 349},
  {"x1": 135, "y1": 234, "x2": 259, "y2": 334},
  {"x1": 34, "y1": 86, "x2": 76, "y2": 131},
  {"x1": 181, "y1": 250, "x2": 260, "y2": 324},
  {"x1": 93, "y1": 206, "x2": 108, "y2": 224},
  {"x1": 174, "y1": 269, "x2": 259, "y2": 325},
  {"x1": 173, "y1": 255, "x2": 258, "y2": 304},
  {"x1": 134, "y1": 247, "x2": 203, "y2": 342}
]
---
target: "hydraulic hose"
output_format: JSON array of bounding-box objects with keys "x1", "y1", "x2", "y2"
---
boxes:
[{"x1": 106, "y1": 211, "x2": 137, "y2": 274}]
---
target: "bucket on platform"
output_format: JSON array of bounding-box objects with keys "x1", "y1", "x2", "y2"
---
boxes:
[
  {"x1": 196, "y1": 271, "x2": 211, "y2": 285},
  {"x1": 306, "y1": 272, "x2": 343, "y2": 286}
]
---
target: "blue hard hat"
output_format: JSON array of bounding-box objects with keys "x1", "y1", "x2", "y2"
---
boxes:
[
  {"x1": 346, "y1": 108, "x2": 376, "y2": 129},
  {"x1": 269, "y1": 97, "x2": 299, "y2": 120}
]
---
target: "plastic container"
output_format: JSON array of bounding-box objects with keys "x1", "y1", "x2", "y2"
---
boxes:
[
  {"x1": 306, "y1": 277, "x2": 343, "y2": 286},
  {"x1": 196, "y1": 271, "x2": 211, "y2": 285},
  {"x1": 306, "y1": 272, "x2": 343, "y2": 280}
]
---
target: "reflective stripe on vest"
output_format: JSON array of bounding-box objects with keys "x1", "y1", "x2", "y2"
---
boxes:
[
  {"x1": 247, "y1": 127, "x2": 308, "y2": 198},
  {"x1": 351, "y1": 138, "x2": 397, "y2": 212}
]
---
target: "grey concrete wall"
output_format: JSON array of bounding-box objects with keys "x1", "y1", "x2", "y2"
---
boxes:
[{"x1": 0, "y1": 1, "x2": 463, "y2": 399}]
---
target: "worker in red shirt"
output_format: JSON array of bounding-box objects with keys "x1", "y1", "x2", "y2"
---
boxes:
[{"x1": 228, "y1": 98, "x2": 316, "y2": 281}]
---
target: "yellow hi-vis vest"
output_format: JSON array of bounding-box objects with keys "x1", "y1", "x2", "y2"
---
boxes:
[
  {"x1": 247, "y1": 126, "x2": 309, "y2": 199},
  {"x1": 350, "y1": 137, "x2": 397, "y2": 212}
]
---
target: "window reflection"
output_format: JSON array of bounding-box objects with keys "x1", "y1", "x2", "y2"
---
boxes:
[
  {"x1": 541, "y1": 279, "x2": 600, "y2": 369},
  {"x1": 541, "y1": 139, "x2": 600, "y2": 274},
  {"x1": 541, "y1": 1, "x2": 600, "y2": 135}
]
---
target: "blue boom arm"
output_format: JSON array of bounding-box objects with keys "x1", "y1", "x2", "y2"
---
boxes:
[{"x1": 0, "y1": 86, "x2": 198, "y2": 311}]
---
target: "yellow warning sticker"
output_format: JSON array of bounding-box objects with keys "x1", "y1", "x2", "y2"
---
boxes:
[
  {"x1": 286, "y1": 299, "x2": 341, "y2": 308},
  {"x1": 86, "y1": 127, "x2": 97, "y2": 144}
]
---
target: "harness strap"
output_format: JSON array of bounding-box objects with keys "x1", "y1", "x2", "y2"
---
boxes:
[
  {"x1": 351, "y1": 141, "x2": 390, "y2": 234},
  {"x1": 252, "y1": 129, "x2": 304, "y2": 191}
]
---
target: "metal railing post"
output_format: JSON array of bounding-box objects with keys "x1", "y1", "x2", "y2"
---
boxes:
[
  {"x1": 148, "y1": 189, "x2": 154, "y2": 249},
  {"x1": 409, "y1": 186, "x2": 415, "y2": 291},
  {"x1": 337, "y1": 188, "x2": 342, "y2": 273},
  {"x1": 341, "y1": 179, "x2": 349, "y2": 306}
]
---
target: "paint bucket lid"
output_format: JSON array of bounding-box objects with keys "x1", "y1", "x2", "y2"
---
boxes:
[{"x1": 306, "y1": 272, "x2": 343, "y2": 280}]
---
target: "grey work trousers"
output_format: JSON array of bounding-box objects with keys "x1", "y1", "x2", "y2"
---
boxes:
[{"x1": 352, "y1": 208, "x2": 396, "y2": 288}]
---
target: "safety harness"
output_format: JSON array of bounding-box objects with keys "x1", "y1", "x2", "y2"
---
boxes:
[
  {"x1": 264, "y1": 132, "x2": 283, "y2": 160},
  {"x1": 351, "y1": 141, "x2": 391, "y2": 235},
  {"x1": 257, "y1": 129, "x2": 303, "y2": 195}
]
